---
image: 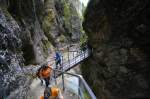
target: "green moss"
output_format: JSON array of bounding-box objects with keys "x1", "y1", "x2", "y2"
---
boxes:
[
  {"x1": 59, "y1": 34, "x2": 66, "y2": 43},
  {"x1": 63, "y1": 1, "x2": 77, "y2": 28},
  {"x1": 83, "y1": 89, "x2": 91, "y2": 99},
  {"x1": 64, "y1": 2, "x2": 70, "y2": 21},
  {"x1": 41, "y1": 8, "x2": 57, "y2": 46},
  {"x1": 42, "y1": 9, "x2": 55, "y2": 33},
  {"x1": 42, "y1": 39, "x2": 53, "y2": 55},
  {"x1": 80, "y1": 32, "x2": 88, "y2": 48}
]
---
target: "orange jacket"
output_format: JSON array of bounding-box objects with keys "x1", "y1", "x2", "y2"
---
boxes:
[
  {"x1": 51, "y1": 87, "x2": 59, "y2": 97},
  {"x1": 40, "y1": 87, "x2": 63, "y2": 99},
  {"x1": 40, "y1": 96, "x2": 44, "y2": 99},
  {"x1": 39, "y1": 66, "x2": 53, "y2": 78}
]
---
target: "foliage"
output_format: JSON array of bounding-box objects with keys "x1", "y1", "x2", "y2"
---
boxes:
[
  {"x1": 83, "y1": 89, "x2": 91, "y2": 99},
  {"x1": 64, "y1": 2, "x2": 70, "y2": 21},
  {"x1": 80, "y1": 32, "x2": 88, "y2": 47},
  {"x1": 59, "y1": 34, "x2": 66, "y2": 43},
  {"x1": 63, "y1": 0, "x2": 78, "y2": 34},
  {"x1": 42, "y1": 9, "x2": 55, "y2": 33},
  {"x1": 42, "y1": 39, "x2": 53, "y2": 56}
]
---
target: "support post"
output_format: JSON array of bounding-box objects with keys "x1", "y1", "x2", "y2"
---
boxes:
[
  {"x1": 54, "y1": 69, "x2": 57, "y2": 85},
  {"x1": 67, "y1": 47, "x2": 70, "y2": 68},
  {"x1": 62, "y1": 56, "x2": 65, "y2": 91},
  {"x1": 62, "y1": 66, "x2": 65, "y2": 91},
  {"x1": 73, "y1": 52, "x2": 74, "y2": 65}
]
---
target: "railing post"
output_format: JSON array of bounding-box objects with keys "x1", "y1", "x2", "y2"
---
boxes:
[
  {"x1": 68, "y1": 47, "x2": 70, "y2": 68},
  {"x1": 73, "y1": 51, "x2": 74, "y2": 65},
  {"x1": 84, "y1": 49, "x2": 85, "y2": 59},
  {"x1": 62, "y1": 67, "x2": 65, "y2": 91},
  {"x1": 75, "y1": 51, "x2": 76, "y2": 64},
  {"x1": 80, "y1": 50, "x2": 81, "y2": 61},
  {"x1": 62, "y1": 56, "x2": 65, "y2": 91},
  {"x1": 54, "y1": 69, "x2": 57, "y2": 85},
  {"x1": 78, "y1": 77, "x2": 82, "y2": 99},
  {"x1": 52, "y1": 70, "x2": 97, "y2": 99}
]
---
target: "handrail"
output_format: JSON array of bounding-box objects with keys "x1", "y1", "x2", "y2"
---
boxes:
[
  {"x1": 53, "y1": 68, "x2": 97, "y2": 99},
  {"x1": 23, "y1": 46, "x2": 95, "y2": 98},
  {"x1": 39, "y1": 47, "x2": 86, "y2": 66}
]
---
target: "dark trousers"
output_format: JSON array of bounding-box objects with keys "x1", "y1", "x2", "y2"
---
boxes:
[
  {"x1": 56, "y1": 60, "x2": 61, "y2": 69},
  {"x1": 44, "y1": 77, "x2": 50, "y2": 87}
]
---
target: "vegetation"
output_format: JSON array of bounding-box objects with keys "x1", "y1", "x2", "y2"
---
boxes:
[
  {"x1": 59, "y1": 34, "x2": 66, "y2": 43},
  {"x1": 79, "y1": 31, "x2": 88, "y2": 49},
  {"x1": 42, "y1": 39, "x2": 53, "y2": 56},
  {"x1": 63, "y1": 1, "x2": 70, "y2": 22},
  {"x1": 83, "y1": 89, "x2": 91, "y2": 99},
  {"x1": 63, "y1": 0, "x2": 79, "y2": 38},
  {"x1": 42, "y1": 9, "x2": 55, "y2": 33}
]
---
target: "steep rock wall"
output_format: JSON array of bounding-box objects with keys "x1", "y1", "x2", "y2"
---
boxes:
[
  {"x1": 0, "y1": 7, "x2": 29, "y2": 99},
  {"x1": 82, "y1": 0, "x2": 150, "y2": 99},
  {"x1": 0, "y1": 0, "x2": 83, "y2": 65},
  {"x1": 0, "y1": 0, "x2": 83, "y2": 98}
]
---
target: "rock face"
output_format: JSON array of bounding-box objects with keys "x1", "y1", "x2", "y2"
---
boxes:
[
  {"x1": 0, "y1": 0, "x2": 83, "y2": 98},
  {"x1": 0, "y1": 8, "x2": 29, "y2": 99},
  {"x1": 82, "y1": 0, "x2": 150, "y2": 99},
  {"x1": 0, "y1": 0, "x2": 83, "y2": 65}
]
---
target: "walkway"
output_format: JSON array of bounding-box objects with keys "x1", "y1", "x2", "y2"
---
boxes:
[
  {"x1": 23, "y1": 48, "x2": 90, "y2": 76},
  {"x1": 54, "y1": 49, "x2": 90, "y2": 77},
  {"x1": 28, "y1": 78, "x2": 79, "y2": 99},
  {"x1": 62, "y1": 49, "x2": 89, "y2": 72},
  {"x1": 25, "y1": 47, "x2": 96, "y2": 99}
]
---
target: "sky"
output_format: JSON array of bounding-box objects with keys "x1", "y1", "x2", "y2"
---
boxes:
[{"x1": 80, "y1": 0, "x2": 89, "y2": 6}]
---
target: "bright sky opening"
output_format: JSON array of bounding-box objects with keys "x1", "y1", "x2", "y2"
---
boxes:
[{"x1": 80, "y1": 0, "x2": 89, "y2": 6}]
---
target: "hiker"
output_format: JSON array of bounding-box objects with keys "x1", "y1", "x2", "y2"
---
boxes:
[
  {"x1": 40, "y1": 87, "x2": 63, "y2": 99},
  {"x1": 54, "y1": 51, "x2": 62, "y2": 69},
  {"x1": 37, "y1": 64, "x2": 53, "y2": 87}
]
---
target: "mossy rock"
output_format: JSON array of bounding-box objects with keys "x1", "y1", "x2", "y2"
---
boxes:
[
  {"x1": 42, "y1": 39, "x2": 53, "y2": 55},
  {"x1": 58, "y1": 34, "x2": 66, "y2": 43},
  {"x1": 80, "y1": 33, "x2": 88, "y2": 48},
  {"x1": 45, "y1": 9, "x2": 55, "y2": 22},
  {"x1": 42, "y1": 9, "x2": 55, "y2": 33}
]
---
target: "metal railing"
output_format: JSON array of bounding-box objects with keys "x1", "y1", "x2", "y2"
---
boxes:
[
  {"x1": 53, "y1": 69, "x2": 97, "y2": 99},
  {"x1": 22, "y1": 46, "x2": 92, "y2": 77},
  {"x1": 22, "y1": 46, "x2": 95, "y2": 98},
  {"x1": 61, "y1": 48, "x2": 90, "y2": 71}
]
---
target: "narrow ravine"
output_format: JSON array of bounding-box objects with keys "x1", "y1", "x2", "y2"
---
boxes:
[{"x1": 1, "y1": 0, "x2": 150, "y2": 99}]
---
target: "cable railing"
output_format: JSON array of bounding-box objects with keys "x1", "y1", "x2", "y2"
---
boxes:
[
  {"x1": 52, "y1": 48, "x2": 90, "y2": 78},
  {"x1": 53, "y1": 68, "x2": 97, "y2": 99},
  {"x1": 22, "y1": 45, "x2": 96, "y2": 98},
  {"x1": 61, "y1": 49, "x2": 89, "y2": 70},
  {"x1": 22, "y1": 46, "x2": 91, "y2": 76}
]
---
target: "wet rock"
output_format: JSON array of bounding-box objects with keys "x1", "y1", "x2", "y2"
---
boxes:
[
  {"x1": 82, "y1": 0, "x2": 150, "y2": 98},
  {"x1": 119, "y1": 66, "x2": 128, "y2": 74},
  {"x1": 0, "y1": 8, "x2": 29, "y2": 98},
  {"x1": 0, "y1": 0, "x2": 84, "y2": 98}
]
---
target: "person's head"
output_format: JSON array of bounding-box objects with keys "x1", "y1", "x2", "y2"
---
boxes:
[
  {"x1": 42, "y1": 63, "x2": 48, "y2": 69},
  {"x1": 44, "y1": 87, "x2": 50, "y2": 98},
  {"x1": 50, "y1": 87, "x2": 59, "y2": 97}
]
